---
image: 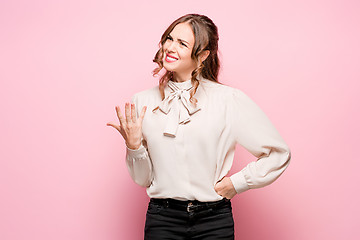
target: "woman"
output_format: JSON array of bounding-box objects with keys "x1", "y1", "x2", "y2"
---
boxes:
[{"x1": 107, "y1": 13, "x2": 291, "y2": 239}]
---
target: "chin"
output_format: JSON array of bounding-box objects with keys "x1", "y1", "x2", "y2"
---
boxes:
[{"x1": 163, "y1": 64, "x2": 176, "y2": 72}]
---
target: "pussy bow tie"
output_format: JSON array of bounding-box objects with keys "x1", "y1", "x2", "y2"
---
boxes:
[{"x1": 155, "y1": 80, "x2": 201, "y2": 137}]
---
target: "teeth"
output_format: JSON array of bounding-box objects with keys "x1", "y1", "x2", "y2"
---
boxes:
[{"x1": 167, "y1": 56, "x2": 177, "y2": 61}]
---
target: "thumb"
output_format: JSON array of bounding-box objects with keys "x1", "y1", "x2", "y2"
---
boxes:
[{"x1": 106, "y1": 122, "x2": 120, "y2": 131}]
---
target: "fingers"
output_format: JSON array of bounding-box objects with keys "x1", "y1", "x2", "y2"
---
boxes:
[
  {"x1": 115, "y1": 106, "x2": 126, "y2": 126},
  {"x1": 131, "y1": 103, "x2": 136, "y2": 122},
  {"x1": 111, "y1": 103, "x2": 147, "y2": 127},
  {"x1": 213, "y1": 177, "x2": 236, "y2": 200},
  {"x1": 125, "y1": 103, "x2": 131, "y2": 123},
  {"x1": 217, "y1": 176, "x2": 225, "y2": 183},
  {"x1": 139, "y1": 106, "x2": 147, "y2": 123}
]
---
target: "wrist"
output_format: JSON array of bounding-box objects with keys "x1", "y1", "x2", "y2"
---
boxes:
[{"x1": 126, "y1": 142, "x2": 141, "y2": 150}]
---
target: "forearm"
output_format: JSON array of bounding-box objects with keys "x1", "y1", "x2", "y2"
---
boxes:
[
  {"x1": 125, "y1": 144, "x2": 154, "y2": 187},
  {"x1": 230, "y1": 145, "x2": 291, "y2": 194}
]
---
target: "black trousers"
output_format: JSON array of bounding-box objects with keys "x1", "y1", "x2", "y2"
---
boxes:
[{"x1": 144, "y1": 198, "x2": 235, "y2": 240}]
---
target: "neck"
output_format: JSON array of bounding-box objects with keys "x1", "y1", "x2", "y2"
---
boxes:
[{"x1": 172, "y1": 72, "x2": 192, "y2": 83}]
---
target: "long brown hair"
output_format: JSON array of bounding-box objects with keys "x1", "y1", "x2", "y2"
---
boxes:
[{"x1": 152, "y1": 13, "x2": 221, "y2": 104}]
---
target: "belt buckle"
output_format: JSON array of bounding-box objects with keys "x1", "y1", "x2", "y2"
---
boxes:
[{"x1": 187, "y1": 202, "x2": 194, "y2": 212}]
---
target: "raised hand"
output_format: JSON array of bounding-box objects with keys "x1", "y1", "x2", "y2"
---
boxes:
[{"x1": 107, "y1": 103, "x2": 147, "y2": 150}]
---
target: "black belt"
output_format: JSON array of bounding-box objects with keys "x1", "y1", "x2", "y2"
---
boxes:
[{"x1": 150, "y1": 197, "x2": 230, "y2": 213}]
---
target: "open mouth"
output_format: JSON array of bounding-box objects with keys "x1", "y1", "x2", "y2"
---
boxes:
[{"x1": 165, "y1": 54, "x2": 178, "y2": 63}]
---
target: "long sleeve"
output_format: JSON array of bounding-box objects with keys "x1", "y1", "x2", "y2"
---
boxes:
[
  {"x1": 124, "y1": 79, "x2": 291, "y2": 201},
  {"x1": 228, "y1": 88, "x2": 291, "y2": 194},
  {"x1": 124, "y1": 94, "x2": 154, "y2": 187},
  {"x1": 125, "y1": 143, "x2": 153, "y2": 187}
]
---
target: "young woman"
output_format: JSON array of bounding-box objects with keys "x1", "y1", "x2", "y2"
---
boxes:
[{"x1": 107, "y1": 13, "x2": 291, "y2": 239}]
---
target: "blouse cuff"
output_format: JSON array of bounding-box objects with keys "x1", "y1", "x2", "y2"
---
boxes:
[
  {"x1": 230, "y1": 171, "x2": 250, "y2": 194},
  {"x1": 126, "y1": 144, "x2": 148, "y2": 160}
]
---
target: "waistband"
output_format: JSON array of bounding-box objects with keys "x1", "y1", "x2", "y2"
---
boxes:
[{"x1": 150, "y1": 197, "x2": 230, "y2": 213}]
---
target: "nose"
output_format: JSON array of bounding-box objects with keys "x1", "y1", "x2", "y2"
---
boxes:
[{"x1": 167, "y1": 41, "x2": 176, "y2": 53}]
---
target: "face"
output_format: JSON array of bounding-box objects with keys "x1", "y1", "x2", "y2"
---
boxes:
[{"x1": 162, "y1": 22, "x2": 197, "y2": 82}]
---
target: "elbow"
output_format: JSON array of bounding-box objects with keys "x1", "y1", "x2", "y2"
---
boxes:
[
  {"x1": 283, "y1": 146, "x2": 291, "y2": 168},
  {"x1": 131, "y1": 168, "x2": 153, "y2": 187},
  {"x1": 134, "y1": 176, "x2": 153, "y2": 188},
  {"x1": 275, "y1": 145, "x2": 291, "y2": 172},
  {"x1": 245, "y1": 146, "x2": 291, "y2": 189},
  {"x1": 265, "y1": 144, "x2": 291, "y2": 168}
]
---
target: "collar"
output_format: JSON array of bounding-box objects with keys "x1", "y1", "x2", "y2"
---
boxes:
[{"x1": 154, "y1": 77, "x2": 203, "y2": 137}]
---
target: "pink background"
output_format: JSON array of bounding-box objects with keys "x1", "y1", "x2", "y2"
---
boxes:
[{"x1": 1, "y1": 0, "x2": 359, "y2": 239}]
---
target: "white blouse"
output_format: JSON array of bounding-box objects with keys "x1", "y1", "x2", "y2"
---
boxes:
[{"x1": 125, "y1": 75, "x2": 291, "y2": 202}]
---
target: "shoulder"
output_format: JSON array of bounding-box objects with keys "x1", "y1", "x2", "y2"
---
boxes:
[
  {"x1": 200, "y1": 78, "x2": 248, "y2": 101},
  {"x1": 200, "y1": 78, "x2": 262, "y2": 113}
]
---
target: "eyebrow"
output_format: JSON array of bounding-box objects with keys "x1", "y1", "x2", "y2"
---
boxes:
[{"x1": 169, "y1": 34, "x2": 190, "y2": 45}]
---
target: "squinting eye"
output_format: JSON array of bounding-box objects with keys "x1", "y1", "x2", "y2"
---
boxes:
[
  {"x1": 180, "y1": 42, "x2": 187, "y2": 47},
  {"x1": 166, "y1": 36, "x2": 172, "y2": 40}
]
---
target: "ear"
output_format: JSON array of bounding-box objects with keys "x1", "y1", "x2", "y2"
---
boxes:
[{"x1": 200, "y1": 50, "x2": 210, "y2": 63}]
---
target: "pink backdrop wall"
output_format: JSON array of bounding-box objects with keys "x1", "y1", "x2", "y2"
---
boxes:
[{"x1": 1, "y1": 0, "x2": 359, "y2": 239}]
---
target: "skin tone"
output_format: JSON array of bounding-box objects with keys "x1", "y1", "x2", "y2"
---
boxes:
[
  {"x1": 163, "y1": 22, "x2": 209, "y2": 82},
  {"x1": 107, "y1": 22, "x2": 237, "y2": 199},
  {"x1": 214, "y1": 176, "x2": 237, "y2": 200},
  {"x1": 107, "y1": 103, "x2": 146, "y2": 150}
]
